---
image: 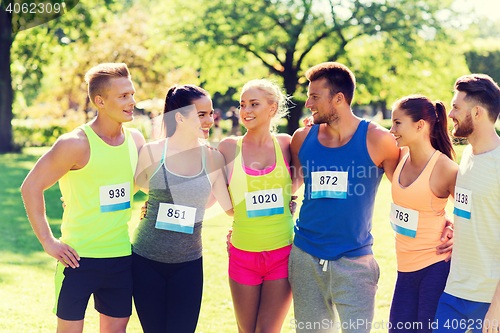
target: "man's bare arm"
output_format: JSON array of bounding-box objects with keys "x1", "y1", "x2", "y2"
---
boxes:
[{"x1": 20, "y1": 132, "x2": 87, "y2": 268}]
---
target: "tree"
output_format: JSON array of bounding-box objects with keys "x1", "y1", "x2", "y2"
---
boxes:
[
  {"x1": 0, "y1": 0, "x2": 81, "y2": 152},
  {"x1": 347, "y1": 34, "x2": 469, "y2": 118},
  {"x1": 0, "y1": 8, "x2": 14, "y2": 152},
  {"x1": 464, "y1": 45, "x2": 500, "y2": 84},
  {"x1": 154, "y1": 0, "x2": 454, "y2": 133},
  {"x1": 34, "y1": 4, "x2": 200, "y2": 118}
]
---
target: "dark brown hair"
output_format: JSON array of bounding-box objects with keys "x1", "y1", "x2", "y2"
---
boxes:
[
  {"x1": 455, "y1": 74, "x2": 500, "y2": 123},
  {"x1": 305, "y1": 62, "x2": 356, "y2": 105},
  {"x1": 393, "y1": 94, "x2": 455, "y2": 160},
  {"x1": 163, "y1": 85, "x2": 210, "y2": 137}
]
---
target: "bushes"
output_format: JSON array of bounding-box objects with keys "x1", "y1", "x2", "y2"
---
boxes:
[{"x1": 13, "y1": 103, "x2": 87, "y2": 147}]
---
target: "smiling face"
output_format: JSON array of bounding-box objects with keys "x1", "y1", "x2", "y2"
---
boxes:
[
  {"x1": 182, "y1": 95, "x2": 214, "y2": 140},
  {"x1": 305, "y1": 78, "x2": 338, "y2": 125},
  {"x1": 239, "y1": 88, "x2": 276, "y2": 131},
  {"x1": 390, "y1": 108, "x2": 420, "y2": 147},
  {"x1": 449, "y1": 91, "x2": 474, "y2": 138},
  {"x1": 98, "y1": 77, "x2": 136, "y2": 123}
]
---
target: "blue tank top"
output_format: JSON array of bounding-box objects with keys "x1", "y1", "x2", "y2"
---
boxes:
[{"x1": 294, "y1": 120, "x2": 384, "y2": 260}]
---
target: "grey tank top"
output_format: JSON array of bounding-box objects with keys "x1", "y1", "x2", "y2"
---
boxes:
[{"x1": 132, "y1": 139, "x2": 212, "y2": 263}]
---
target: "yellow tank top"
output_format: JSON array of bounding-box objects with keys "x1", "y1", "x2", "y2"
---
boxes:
[
  {"x1": 391, "y1": 150, "x2": 448, "y2": 272},
  {"x1": 228, "y1": 136, "x2": 293, "y2": 252},
  {"x1": 58, "y1": 124, "x2": 138, "y2": 258}
]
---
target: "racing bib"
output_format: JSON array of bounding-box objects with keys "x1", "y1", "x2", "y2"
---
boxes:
[
  {"x1": 245, "y1": 188, "x2": 284, "y2": 218},
  {"x1": 99, "y1": 182, "x2": 131, "y2": 213},
  {"x1": 156, "y1": 203, "x2": 197, "y2": 234},
  {"x1": 390, "y1": 203, "x2": 419, "y2": 238},
  {"x1": 311, "y1": 171, "x2": 348, "y2": 199},
  {"x1": 453, "y1": 187, "x2": 472, "y2": 220}
]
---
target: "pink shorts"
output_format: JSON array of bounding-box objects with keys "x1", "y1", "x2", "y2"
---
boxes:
[{"x1": 228, "y1": 244, "x2": 292, "y2": 285}]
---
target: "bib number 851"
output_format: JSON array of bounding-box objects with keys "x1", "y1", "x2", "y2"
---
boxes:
[{"x1": 166, "y1": 208, "x2": 186, "y2": 219}]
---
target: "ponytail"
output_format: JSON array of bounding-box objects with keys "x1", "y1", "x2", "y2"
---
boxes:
[
  {"x1": 393, "y1": 94, "x2": 455, "y2": 161},
  {"x1": 431, "y1": 101, "x2": 455, "y2": 161},
  {"x1": 164, "y1": 87, "x2": 178, "y2": 137}
]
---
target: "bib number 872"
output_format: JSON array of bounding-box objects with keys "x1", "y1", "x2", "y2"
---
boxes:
[
  {"x1": 395, "y1": 209, "x2": 409, "y2": 223},
  {"x1": 319, "y1": 176, "x2": 338, "y2": 186},
  {"x1": 109, "y1": 188, "x2": 126, "y2": 199}
]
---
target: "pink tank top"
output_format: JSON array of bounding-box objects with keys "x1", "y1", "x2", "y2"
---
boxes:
[{"x1": 391, "y1": 150, "x2": 449, "y2": 272}]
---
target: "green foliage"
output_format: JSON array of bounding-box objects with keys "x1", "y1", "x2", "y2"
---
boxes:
[
  {"x1": 348, "y1": 35, "x2": 469, "y2": 111},
  {"x1": 464, "y1": 39, "x2": 500, "y2": 84},
  {"x1": 147, "y1": 0, "x2": 458, "y2": 131},
  {"x1": 11, "y1": 102, "x2": 84, "y2": 146}
]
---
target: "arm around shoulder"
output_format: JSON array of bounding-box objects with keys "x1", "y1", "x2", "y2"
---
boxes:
[
  {"x1": 367, "y1": 124, "x2": 399, "y2": 183},
  {"x1": 129, "y1": 127, "x2": 146, "y2": 153},
  {"x1": 290, "y1": 127, "x2": 310, "y2": 193},
  {"x1": 207, "y1": 149, "x2": 234, "y2": 216},
  {"x1": 276, "y1": 133, "x2": 292, "y2": 165}
]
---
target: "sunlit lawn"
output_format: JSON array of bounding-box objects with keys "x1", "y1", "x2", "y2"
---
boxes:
[{"x1": 0, "y1": 145, "x2": 465, "y2": 332}]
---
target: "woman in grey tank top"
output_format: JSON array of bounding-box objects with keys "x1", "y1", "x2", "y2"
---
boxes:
[{"x1": 131, "y1": 85, "x2": 233, "y2": 333}]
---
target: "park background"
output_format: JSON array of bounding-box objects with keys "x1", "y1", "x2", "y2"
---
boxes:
[{"x1": 1, "y1": 0, "x2": 500, "y2": 331}]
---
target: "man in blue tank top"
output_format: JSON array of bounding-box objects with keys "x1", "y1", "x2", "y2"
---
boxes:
[{"x1": 288, "y1": 62, "x2": 400, "y2": 333}]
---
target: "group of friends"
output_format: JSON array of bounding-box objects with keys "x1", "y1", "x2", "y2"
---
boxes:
[{"x1": 20, "y1": 61, "x2": 500, "y2": 333}]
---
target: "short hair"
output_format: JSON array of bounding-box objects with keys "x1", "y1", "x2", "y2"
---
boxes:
[
  {"x1": 454, "y1": 74, "x2": 500, "y2": 123},
  {"x1": 305, "y1": 62, "x2": 356, "y2": 105},
  {"x1": 84, "y1": 63, "x2": 131, "y2": 107},
  {"x1": 241, "y1": 79, "x2": 290, "y2": 133}
]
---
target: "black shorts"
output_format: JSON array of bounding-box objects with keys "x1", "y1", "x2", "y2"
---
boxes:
[{"x1": 53, "y1": 256, "x2": 133, "y2": 321}]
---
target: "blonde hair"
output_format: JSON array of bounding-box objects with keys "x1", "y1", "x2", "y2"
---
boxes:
[
  {"x1": 84, "y1": 63, "x2": 131, "y2": 107},
  {"x1": 241, "y1": 79, "x2": 291, "y2": 133}
]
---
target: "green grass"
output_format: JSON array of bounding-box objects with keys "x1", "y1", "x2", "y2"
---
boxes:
[{"x1": 0, "y1": 145, "x2": 466, "y2": 332}]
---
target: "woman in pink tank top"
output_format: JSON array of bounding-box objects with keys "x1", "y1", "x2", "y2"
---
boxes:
[{"x1": 388, "y1": 95, "x2": 458, "y2": 333}]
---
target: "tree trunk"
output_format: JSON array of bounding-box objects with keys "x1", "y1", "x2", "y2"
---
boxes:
[
  {"x1": 282, "y1": 71, "x2": 302, "y2": 135},
  {"x1": 381, "y1": 100, "x2": 388, "y2": 119},
  {"x1": 0, "y1": 9, "x2": 14, "y2": 153}
]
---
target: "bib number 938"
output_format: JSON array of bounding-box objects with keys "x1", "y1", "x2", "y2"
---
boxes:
[{"x1": 99, "y1": 182, "x2": 131, "y2": 213}]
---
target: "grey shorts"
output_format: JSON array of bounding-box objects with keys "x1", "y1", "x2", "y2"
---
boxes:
[{"x1": 288, "y1": 245, "x2": 380, "y2": 333}]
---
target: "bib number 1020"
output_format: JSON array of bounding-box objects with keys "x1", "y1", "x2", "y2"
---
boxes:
[{"x1": 251, "y1": 193, "x2": 278, "y2": 204}]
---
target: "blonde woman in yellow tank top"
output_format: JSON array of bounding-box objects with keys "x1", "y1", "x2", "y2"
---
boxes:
[
  {"x1": 218, "y1": 79, "x2": 299, "y2": 333},
  {"x1": 388, "y1": 95, "x2": 458, "y2": 333}
]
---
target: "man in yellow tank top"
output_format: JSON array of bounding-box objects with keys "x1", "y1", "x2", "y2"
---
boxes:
[{"x1": 21, "y1": 63, "x2": 145, "y2": 333}]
